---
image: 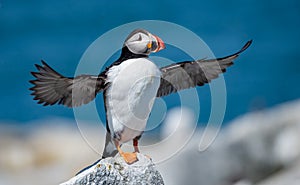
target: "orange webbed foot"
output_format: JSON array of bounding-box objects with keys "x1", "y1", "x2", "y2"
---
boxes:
[{"x1": 121, "y1": 152, "x2": 138, "y2": 164}]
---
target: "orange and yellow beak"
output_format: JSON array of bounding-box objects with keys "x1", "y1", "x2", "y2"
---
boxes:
[
  {"x1": 149, "y1": 34, "x2": 165, "y2": 53},
  {"x1": 153, "y1": 35, "x2": 165, "y2": 52}
]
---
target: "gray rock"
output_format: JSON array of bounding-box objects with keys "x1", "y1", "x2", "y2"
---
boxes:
[
  {"x1": 158, "y1": 100, "x2": 300, "y2": 185},
  {"x1": 60, "y1": 153, "x2": 164, "y2": 185}
]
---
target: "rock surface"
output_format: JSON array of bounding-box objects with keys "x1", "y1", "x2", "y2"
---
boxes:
[{"x1": 60, "y1": 153, "x2": 164, "y2": 185}]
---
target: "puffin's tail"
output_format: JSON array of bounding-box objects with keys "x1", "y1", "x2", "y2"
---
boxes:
[{"x1": 102, "y1": 132, "x2": 118, "y2": 158}]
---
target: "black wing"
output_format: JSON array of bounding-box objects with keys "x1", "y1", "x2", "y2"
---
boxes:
[
  {"x1": 30, "y1": 60, "x2": 106, "y2": 107},
  {"x1": 156, "y1": 40, "x2": 252, "y2": 97}
]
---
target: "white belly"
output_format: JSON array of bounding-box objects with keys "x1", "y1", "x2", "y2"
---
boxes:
[{"x1": 106, "y1": 58, "x2": 161, "y2": 143}]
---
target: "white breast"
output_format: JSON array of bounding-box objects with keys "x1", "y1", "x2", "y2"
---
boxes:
[{"x1": 105, "y1": 58, "x2": 161, "y2": 143}]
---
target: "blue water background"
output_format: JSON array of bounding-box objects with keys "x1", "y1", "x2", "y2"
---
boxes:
[{"x1": 0, "y1": 0, "x2": 299, "y2": 125}]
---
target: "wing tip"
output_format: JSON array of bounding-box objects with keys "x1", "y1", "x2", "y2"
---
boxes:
[
  {"x1": 217, "y1": 39, "x2": 253, "y2": 61},
  {"x1": 34, "y1": 64, "x2": 43, "y2": 70},
  {"x1": 239, "y1": 39, "x2": 253, "y2": 53},
  {"x1": 41, "y1": 60, "x2": 49, "y2": 67},
  {"x1": 233, "y1": 39, "x2": 253, "y2": 56}
]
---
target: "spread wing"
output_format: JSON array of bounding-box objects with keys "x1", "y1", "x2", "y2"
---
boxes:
[
  {"x1": 156, "y1": 40, "x2": 252, "y2": 97},
  {"x1": 30, "y1": 60, "x2": 106, "y2": 107}
]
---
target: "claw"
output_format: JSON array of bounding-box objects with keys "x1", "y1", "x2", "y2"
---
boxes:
[{"x1": 145, "y1": 154, "x2": 152, "y2": 160}]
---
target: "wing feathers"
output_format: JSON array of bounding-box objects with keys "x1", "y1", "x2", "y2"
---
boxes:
[
  {"x1": 157, "y1": 40, "x2": 252, "y2": 97},
  {"x1": 30, "y1": 60, "x2": 105, "y2": 107}
]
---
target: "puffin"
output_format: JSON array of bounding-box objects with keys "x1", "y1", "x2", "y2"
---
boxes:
[{"x1": 30, "y1": 29, "x2": 252, "y2": 164}]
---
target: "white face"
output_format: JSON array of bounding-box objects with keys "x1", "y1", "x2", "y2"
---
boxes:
[
  {"x1": 125, "y1": 32, "x2": 152, "y2": 54},
  {"x1": 124, "y1": 29, "x2": 164, "y2": 55}
]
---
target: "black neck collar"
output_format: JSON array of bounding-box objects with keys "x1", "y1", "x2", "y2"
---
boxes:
[
  {"x1": 118, "y1": 46, "x2": 148, "y2": 62},
  {"x1": 100, "y1": 46, "x2": 149, "y2": 77}
]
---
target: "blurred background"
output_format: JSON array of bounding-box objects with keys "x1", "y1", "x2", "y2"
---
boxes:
[{"x1": 0, "y1": 0, "x2": 300, "y2": 185}]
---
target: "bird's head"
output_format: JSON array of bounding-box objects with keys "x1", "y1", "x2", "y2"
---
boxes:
[{"x1": 123, "y1": 29, "x2": 165, "y2": 55}]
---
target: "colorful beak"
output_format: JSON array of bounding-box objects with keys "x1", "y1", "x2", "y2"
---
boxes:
[{"x1": 153, "y1": 35, "x2": 165, "y2": 52}]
